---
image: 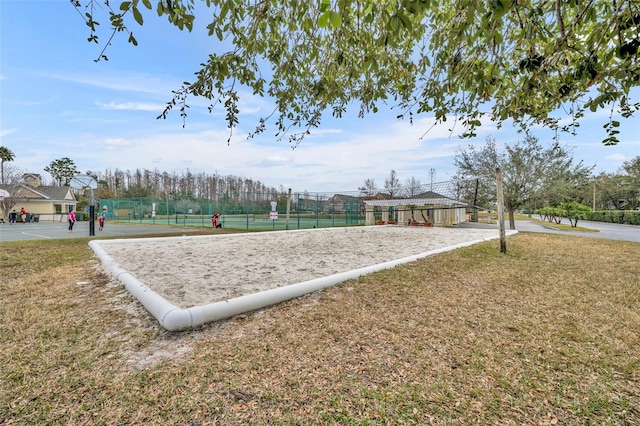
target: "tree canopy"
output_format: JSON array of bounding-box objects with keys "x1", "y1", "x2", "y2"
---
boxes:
[
  {"x1": 0, "y1": 146, "x2": 15, "y2": 185},
  {"x1": 44, "y1": 157, "x2": 80, "y2": 186},
  {"x1": 594, "y1": 155, "x2": 640, "y2": 210},
  {"x1": 0, "y1": 164, "x2": 24, "y2": 221},
  {"x1": 358, "y1": 178, "x2": 377, "y2": 197},
  {"x1": 454, "y1": 135, "x2": 593, "y2": 229},
  {"x1": 76, "y1": 0, "x2": 639, "y2": 146},
  {"x1": 383, "y1": 170, "x2": 402, "y2": 197}
]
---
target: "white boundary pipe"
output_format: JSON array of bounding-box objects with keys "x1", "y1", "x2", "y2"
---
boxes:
[{"x1": 89, "y1": 230, "x2": 517, "y2": 331}]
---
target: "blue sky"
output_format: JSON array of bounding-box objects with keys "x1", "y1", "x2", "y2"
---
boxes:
[{"x1": 1, "y1": 1, "x2": 638, "y2": 193}]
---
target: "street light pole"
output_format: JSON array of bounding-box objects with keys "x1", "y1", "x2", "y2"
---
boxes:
[
  {"x1": 70, "y1": 174, "x2": 97, "y2": 237},
  {"x1": 88, "y1": 187, "x2": 95, "y2": 236}
]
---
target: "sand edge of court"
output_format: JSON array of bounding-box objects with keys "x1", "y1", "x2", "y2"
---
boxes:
[{"x1": 95, "y1": 226, "x2": 502, "y2": 309}]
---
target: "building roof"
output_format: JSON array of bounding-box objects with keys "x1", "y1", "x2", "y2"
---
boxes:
[
  {"x1": 363, "y1": 197, "x2": 467, "y2": 207},
  {"x1": 327, "y1": 193, "x2": 360, "y2": 201},
  {"x1": 363, "y1": 191, "x2": 468, "y2": 207},
  {"x1": 0, "y1": 184, "x2": 76, "y2": 202}
]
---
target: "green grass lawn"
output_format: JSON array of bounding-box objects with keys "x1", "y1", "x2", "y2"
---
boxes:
[{"x1": 1, "y1": 231, "x2": 639, "y2": 425}]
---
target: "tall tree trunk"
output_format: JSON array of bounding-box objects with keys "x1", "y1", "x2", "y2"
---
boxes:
[
  {"x1": 507, "y1": 205, "x2": 517, "y2": 230},
  {"x1": 496, "y1": 168, "x2": 507, "y2": 253}
]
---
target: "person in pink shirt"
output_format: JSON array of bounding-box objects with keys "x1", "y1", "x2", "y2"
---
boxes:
[{"x1": 68, "y1": 209, "x2": 76, "y2": 232}]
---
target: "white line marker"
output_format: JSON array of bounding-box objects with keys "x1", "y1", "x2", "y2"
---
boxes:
[{"x1": 21, "y1": 232, "x2": 52, "y2": 239}]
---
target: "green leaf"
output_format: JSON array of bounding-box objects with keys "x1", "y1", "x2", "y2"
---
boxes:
[
  {"x1": 141, "y1": 0, "x2": 152, "y2": 9},
  {"x1": 398, "y1": 11, "x2": 412, "y2": 31},
  {"x1": 493, "y1": 31, "x2": 503, "y2": 45},
  {"x1": 220, "y1": 2, "x2": 229, "y2": 20},
  {"x1": 319, "y1": 0, "x2": 331, "y2": 13},
  {"x1": 329, "y1": 11, "x2": 342, "y2": 28},
  {"x1": 119, "y1": 1, "x2": 131, "y2": 11},
  {"x1": 318, "y1": 11, "x2": 329, "y2": 28},
  {"x1": 388, "y1": 15, "x2": 400, "y2": 32},
  {"x1": 132, "y1": 7, "x2": 143, "y2": 25}
]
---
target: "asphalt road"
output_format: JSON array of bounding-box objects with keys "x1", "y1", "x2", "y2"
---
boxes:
[{"x1": 460, "y1": 218, "x2": 640, "y2": 243}]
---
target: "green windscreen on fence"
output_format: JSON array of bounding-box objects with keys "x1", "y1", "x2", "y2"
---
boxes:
[
  {"x1": 98, "y1": 192, "x2": 368, "y2": 231},
  {"x1": 96, "y1": 180, "x2": 484, "y2": 231}
]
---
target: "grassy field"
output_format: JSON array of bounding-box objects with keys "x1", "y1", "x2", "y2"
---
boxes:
[{"x1": 1, "y1": 230, "x2": 639, "y2": 425}]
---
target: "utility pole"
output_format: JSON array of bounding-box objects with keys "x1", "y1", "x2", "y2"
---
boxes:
[
  {"x1": 285, "y1": 188, "x2": 291, "y2": 230},
  {"x1": 70, "y1": 174, "x2": 97, "y2": 237}
]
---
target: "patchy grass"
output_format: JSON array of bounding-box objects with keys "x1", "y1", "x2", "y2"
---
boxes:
[{"x1": 1, "y1": 232, "x2": 639, "y2": 425}]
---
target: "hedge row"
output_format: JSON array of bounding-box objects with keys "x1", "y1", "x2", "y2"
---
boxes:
[{"x1": 586, "y1": 210, "x2": 640, "y2": 225}]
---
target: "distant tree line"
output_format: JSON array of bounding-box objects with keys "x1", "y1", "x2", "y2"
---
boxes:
[{"x1": 84, "y1": 168, "x2": 280, "y2": 202}]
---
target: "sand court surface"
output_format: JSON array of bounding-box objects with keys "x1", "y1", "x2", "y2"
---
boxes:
[{"x1": 90, "y1": 225, "x2": 513, "y2": 330}]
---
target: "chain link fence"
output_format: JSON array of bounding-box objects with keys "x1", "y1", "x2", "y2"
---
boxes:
[
  {"x1": 97, "y1": 180, "x2": 480, "y2": 231},
  {"x1": 99, "y1": 192, "x2": 366, "y2": 231}
]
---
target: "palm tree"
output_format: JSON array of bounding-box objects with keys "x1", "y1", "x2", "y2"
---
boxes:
[{"x1": 0, "y1": 146, "x2": 16, "y2": 185}]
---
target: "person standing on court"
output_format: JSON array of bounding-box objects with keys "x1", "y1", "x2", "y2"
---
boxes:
[
  {"x1": 9, "y1": 210, "x2": 17, "y2": 224},
  {"x1": 68, "y1": 209, "x2": 76, "y2": 232},
  {"x1": 98, "y1": 213, "x2": 105, "y2": 231},
  {"x1": 20, "y1": 207, "x2": 27, "y2": 223}
]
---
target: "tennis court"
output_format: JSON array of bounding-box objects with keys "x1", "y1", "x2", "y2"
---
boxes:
[
  {"x1": 0, "y1": 221, "x2": 198, "y2": 243},
  {"x1": 106, "y1": 213, "x2": 363, "y2": 231}
]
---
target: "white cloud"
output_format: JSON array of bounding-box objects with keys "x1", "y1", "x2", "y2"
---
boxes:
[
  {"x1": 39, "y1": 71, "x2": 176, "y2": 95},
  {"x1": 98, "y1": 101, "x2": 166, "y2": 111},
  {"x1": 263, "y1": 155, "x2": 293, "y2": 165},
  {"x1": 606, "y1": 153, "x2": 627, "y2": 162},
  {"x1": 104, "y1": 138, "x2": 133, "y2": 148}
]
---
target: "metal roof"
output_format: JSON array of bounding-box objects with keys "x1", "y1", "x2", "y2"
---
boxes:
[{"x1": 363, "y1": 197, "x2": 467, "y2": 207}]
